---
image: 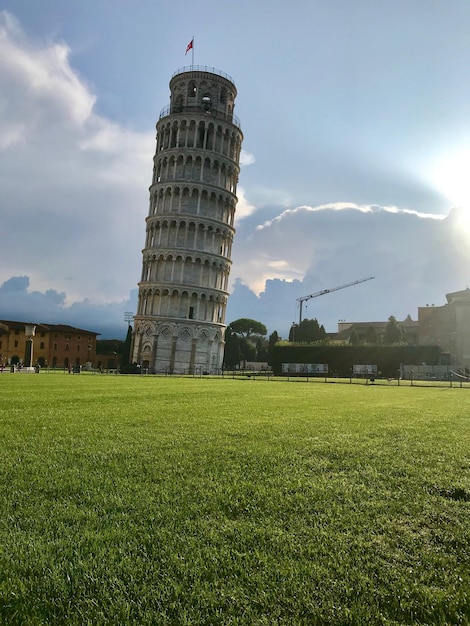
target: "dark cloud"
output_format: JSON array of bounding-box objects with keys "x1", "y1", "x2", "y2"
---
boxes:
[
  {"x1": 228, "y1": 205, "x2": 470, "y2": 338},
  {"x1": 0, "y1": 275, "x2": 30, "y2": 293},
  {"x1": 0, "y1": 276, "x2": 137, "y2": 338}
]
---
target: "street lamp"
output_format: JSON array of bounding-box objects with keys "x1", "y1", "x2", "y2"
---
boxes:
[{"x1": 24, "y1": 324, "x2": 36, "y2": 371}]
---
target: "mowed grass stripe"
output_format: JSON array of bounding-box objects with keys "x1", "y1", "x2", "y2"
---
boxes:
[{"x1": 0, "y1": 375, "x2": 469, "y2": 625}]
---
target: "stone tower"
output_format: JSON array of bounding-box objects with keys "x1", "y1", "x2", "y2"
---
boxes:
[{"x1": 131, "y1": 66, "x2": 243, "y2": 373}]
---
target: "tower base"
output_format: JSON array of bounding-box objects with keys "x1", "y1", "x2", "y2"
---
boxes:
[{"x1": 132, "y1": 319, "x2": 225, "y2": 375}]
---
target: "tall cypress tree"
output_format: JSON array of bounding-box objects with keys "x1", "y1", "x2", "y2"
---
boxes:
[
  {"x1": 121, "y1": 325, "x2": 132, "y2": 368},
  {"x1": 267, "y1": 330, "x2": 279, "y2": 365},
  {"x1": 223, "y1": 326, "x2": 240, "y2": 368}
]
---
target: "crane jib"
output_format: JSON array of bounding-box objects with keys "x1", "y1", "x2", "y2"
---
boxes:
[{"x1": 296, "y1": 276, "x2": 375, "y2": 325}]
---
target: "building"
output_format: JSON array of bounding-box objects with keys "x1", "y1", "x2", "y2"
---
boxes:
[
  {"x1": 0, "y1": 320, "x2": 99, "y2": 369},
  {"x1": 418, "y1": 288, "x2": 470, "y2": 368},
  {"x1": 335, "y1": 288, "x2": 470, "y2": 368},
  {"x1": 336, "y1": 317, "x2": 419, "y2": 345},
  {"x1": 95, "y1": 339, "x2": 125, "y2": 371},
  {"x1": 131, "y1": 66, "x2": 243, "y2": 374}
]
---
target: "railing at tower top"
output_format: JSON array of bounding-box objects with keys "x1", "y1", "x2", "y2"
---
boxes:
[
  {"x1": 158, "y1": 104, "x2": 241, "y2": 130},
  {"x1": 171, "y1": 66, "x2": 236, "y2": 85}
]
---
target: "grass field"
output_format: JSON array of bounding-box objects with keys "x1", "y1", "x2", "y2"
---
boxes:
[{"x1": 0, "y1": 373, "x2": 469, "y2": 625}]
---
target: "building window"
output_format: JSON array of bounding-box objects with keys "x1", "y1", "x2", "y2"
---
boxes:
[
  {"x1": 54, "y1": 343, "x2": 57, "y2": 350},
  {"x1": 14, "y1": 340, "x2": 18, "y2": 347},
  {"x1": 65, "y1": 344, "x2": 69, "y2": 351},
  {"x1": 40, "y1": 342, "x2": 45, "y2": 349},
  {"x1": 77, "y1": 345, "x2": 80, "y2": 352}
]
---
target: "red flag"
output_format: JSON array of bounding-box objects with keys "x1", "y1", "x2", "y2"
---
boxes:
[{"x1": 185, "y1": 38, "x2": 193, "y2": 55}]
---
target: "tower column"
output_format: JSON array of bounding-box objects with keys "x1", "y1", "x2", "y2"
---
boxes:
[{"x1": 151, "y1": 334, "x2": 158, "y2": 373}]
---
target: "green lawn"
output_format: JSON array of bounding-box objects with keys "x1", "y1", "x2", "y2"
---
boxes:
[{"x1": 0, "y1": 374, "x2": 469, "y2": 625}]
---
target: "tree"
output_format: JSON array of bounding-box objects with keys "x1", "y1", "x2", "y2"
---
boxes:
[
  {"x1": 289, "y1": 318, "x2": 326, "y2": 343},
  {"x1": 121, "y1": 325, "x2": 133, "y2": 368},
  {"x1": 238, "y1": 336, "x2": 256, "y2": 365},
  {"x1": 383, "y1": 315, "x2": 404, "y2": 344},
  {"x1": 228, "y1": 318, "x2": 268, "y2": 365},
  {"x1": 289, "y1": 325, "x2": 296, "y2": 342},
  {"x1": 365, "y1": 325, "x2": 378, "y2": 344},
  {"x1": 349, "y1": 329, "x2": 360, "y2": 345},
  {"x1": 229, "y1": 318, "x2": 267, "y2": 339},
  {"x1": 223, "y1": 326, "x2": 240, "y2": 368},
  {"x1": 255, "y1": 337, "x2": 268, "y2": 362},
  {"x1": 267, "y1": 330, "x2": 279, "y2": 366}
]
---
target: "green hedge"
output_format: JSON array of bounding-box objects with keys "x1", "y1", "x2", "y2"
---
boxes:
[{"x1": 272, "y1": 344, "x2": 442, "y2": 377}]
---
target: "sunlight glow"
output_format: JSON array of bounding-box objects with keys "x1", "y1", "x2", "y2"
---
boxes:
[
  {"x1": 454, "y1": 205, "x2": 470, "y2": 239},
  {"x1": 432, "y1": 149, "x2": 470, "y2": 210}
]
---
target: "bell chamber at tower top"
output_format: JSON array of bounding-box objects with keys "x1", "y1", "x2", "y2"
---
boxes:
[{"x1": 158, "y1": 67, "x2": 242, "y2": 130}]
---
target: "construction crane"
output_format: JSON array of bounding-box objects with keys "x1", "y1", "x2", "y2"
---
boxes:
[{"x1": 296, "y1": 276, "x2": 375, "y2": 325}]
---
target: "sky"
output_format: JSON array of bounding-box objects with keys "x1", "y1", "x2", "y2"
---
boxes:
[{"x1": 1, "y1": 0, "x2": 470, "y2": 339}]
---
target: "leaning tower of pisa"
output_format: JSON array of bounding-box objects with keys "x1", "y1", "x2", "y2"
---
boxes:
[{"x1": 131, "y1": 66, "x2": 243, "y2": 374}]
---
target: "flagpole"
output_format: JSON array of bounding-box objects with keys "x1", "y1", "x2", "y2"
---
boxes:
[{"x1": 191, "y1": 36, "x2": 194, "y2": 68}]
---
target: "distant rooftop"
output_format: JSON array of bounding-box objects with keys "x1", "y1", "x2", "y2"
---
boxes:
[{"x1": 0, "y1": 320, "x2": 100, "y2": 335}]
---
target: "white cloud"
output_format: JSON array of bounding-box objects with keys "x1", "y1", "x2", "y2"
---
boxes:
[
  {"x1": 256, "y1": 202, "x2": 444, "y2": 232},
  {"x1": 0, "y1": 12, "x2": 95, "y2": 139},
  {"x1": 0, "y1": 11, "x2": 154, "y2": 308},
  {"x1": 227, "y1": 203, "x2": 469, "y2": 336},
  {"x1": 239, "y1": 149, "x2": 255, "y2": 166},
  {"x1": 235, "y1": 203, "x2": 450, "y2": 296},
  {"x1": 234, "y1": 186, "x2": 257, "y2": 221}
]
